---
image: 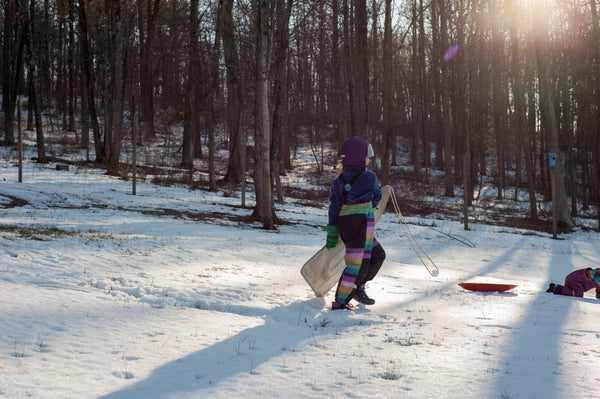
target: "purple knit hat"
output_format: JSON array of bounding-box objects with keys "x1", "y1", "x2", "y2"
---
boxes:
[{"x1": 340, "y1": 137, "x2": 373, "y2": 167}]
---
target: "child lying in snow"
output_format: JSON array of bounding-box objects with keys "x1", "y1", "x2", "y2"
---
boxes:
[{"x1": 547, "y1": 268, "x2": 600, "y2": 298}]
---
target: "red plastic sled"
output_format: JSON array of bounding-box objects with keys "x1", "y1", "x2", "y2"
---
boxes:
[{"x1": 459, "y1": 282, "x2": 518, "y2": 293}]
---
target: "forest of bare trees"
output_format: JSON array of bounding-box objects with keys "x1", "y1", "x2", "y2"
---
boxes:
[{"x1": 1, "y1": 0, "x2": 599, "y2": 230}]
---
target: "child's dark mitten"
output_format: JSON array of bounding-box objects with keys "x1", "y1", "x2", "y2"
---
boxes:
[{"x1": 596, "y1": 290, "x2": 600, "y2": 299}]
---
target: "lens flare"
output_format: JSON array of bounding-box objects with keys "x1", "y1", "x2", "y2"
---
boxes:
[{"x1": 443, "y1": 44, "x2": 459, "y2": 61}]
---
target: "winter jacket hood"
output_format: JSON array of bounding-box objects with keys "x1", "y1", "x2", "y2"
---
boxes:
[{"x1": 340, "y1": 137, "x2": 373, "y2": 167}]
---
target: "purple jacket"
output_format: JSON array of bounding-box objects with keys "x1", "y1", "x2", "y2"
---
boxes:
[
  {"x1": 561, "y1": 268, "x2": 600, "y2": 297},
  {"x1": 328, "y1": 166, "x2": 382, "y2": 227}
]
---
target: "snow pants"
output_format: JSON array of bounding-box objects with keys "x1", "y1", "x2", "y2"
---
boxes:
[
  {"x1": 559, "y1": 269, "x2": 599, "y2": 297},
  {"x1": 334, "y1": 202, "x2": 385, "y2": 305}
]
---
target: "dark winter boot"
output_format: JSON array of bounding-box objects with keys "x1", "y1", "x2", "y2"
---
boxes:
[
  {"x1": 546, "y1": 283, "x2": 556, "y2": 293},
  {"x1": 353, "y1": 284, "x2": 375, "y2": 305},
  {"x1": 553, "y1": 284, "x2": 563, "y2": 295},
  {"x1": 332, "y1": 301, "x2": 355, "y2": 310}
]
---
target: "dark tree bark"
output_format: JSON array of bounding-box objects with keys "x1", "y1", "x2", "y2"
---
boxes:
[
  {"x1": 590, "y1": 0, "x2": 600, "y2": 228},
  {"x1": 343, "y1": 0, "x2": 355, "y2": 137},
  {"x1": 381, "y1": 0, "x2": 393, "y2": 178},
  {"x1": 25, "y1": 0, "x2": 46, "y2": 162},
  {"x1": 440, "y1": 0, "x2": 454, "y2": 197},
  {"x1": 253, "y1": 0, "x2": 276, "y2": 229},
  {"x1": 182, "y1": 0, "x2": 199, "y2": 169},
  {"x1": 331, "y1": 0, "x2": 345, "y2": 144},
  {"x1": 2, "y1": 0, "x2": 26, "y2": 146},
  {"x1": 532, "y1": 0, "x2": 574, "y2": 230},
  {"x1": 139, "y1": 0, "x2": 161, "y2": 141},
  {"x1": 270, "y1": 0, "x2": 292, "y2": 204},
  {"x1": 66, "y1": 0, "x2": 76, "y2": 132},
  {"x1": 509, "y1": 2, "x2": 537, "y2": 220},
  {"x1": 221, "y1": 0, "x2": 245, "y2": 184},
  {"x1": 78, "y1": 0, "x2": 103, "y2": 162},
  {"x1": 105, "y1": 0, "x2": 124, "y2": 174},
  {"x1": 354, "y1": 0, "x2": 368, "y2": 139}
]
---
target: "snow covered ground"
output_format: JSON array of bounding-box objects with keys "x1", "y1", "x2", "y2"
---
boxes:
[{"x1": 2, "y1": 149, "x2": 600, "y2": 399}]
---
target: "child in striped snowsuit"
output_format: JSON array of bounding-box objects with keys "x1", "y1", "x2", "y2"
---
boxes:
[
  {"x1": 326, "y1": 137, "x2": 386, "y2": 310},
  {"x1": 546, "y1": 268, "x2": 600, "y2": 298}
]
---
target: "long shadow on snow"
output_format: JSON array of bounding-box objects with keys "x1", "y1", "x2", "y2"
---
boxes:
[
  {"x1": 491, "y1": 238, "x2": 572, "y2": 397},
  {"x1": 378, "y1": 232, "x2": 563, "y2": 397},
  {"x1": 418, "y1": 233, "x2": 564, "y2": 396},
  {"x1": 99, "y1": 298, "x2": 382, "y2": 398}
]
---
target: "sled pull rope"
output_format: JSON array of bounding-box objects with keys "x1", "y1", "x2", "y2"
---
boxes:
[{"x1": 388, "y1": 187, "x2": 440, "y2": 277}]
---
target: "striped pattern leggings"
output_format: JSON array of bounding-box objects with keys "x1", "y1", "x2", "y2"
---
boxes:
[{"x1": 334, "y1": 202, "x2": 385, "y2": 304}]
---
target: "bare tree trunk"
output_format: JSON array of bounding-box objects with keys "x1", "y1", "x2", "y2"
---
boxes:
[
  {"x1": 381, "y1": 0, "x2": 393, "y2": 178},
  {"x1": 106, "y1": 0, "x2": 124, "y2": 175},
  {"x1": 78, "y1": 0, "x2": 103, "y2": 162},
  {"x1": 182, "y1": 0, "x2": 198, "y2": 169},
  {"x1": 25, "y1": 0, "x2": 46, "y2": 162},
  {"x1": 29, "y1": 75, "x2": 46, "y2": 163},
  {"x1": 522, "y1": 72, "x2": 538, "y2": 216},
  {"x1": 281, "y1": 56, "x2": 291, "y2": 171},
  {"x1": 532, "y1": 0, "x2": 574, "y2": 231},
  {"x1": 509, "y1": 0, "x2": 537, "y2": 219},
  {"x1": 354, "y1": 0, "x2": 368, "y2": 139},
  {"x1": 2, "y1": 0, "x2": 26, "y2": 146},
  {"x1": 57, "y1": 0, "x2": 66, "y2": 127},
  {"x1": 455, "y1": 1, "x2": 468, "y2": 204},
  {"x1": 343, "y1": 0, "x2": 355, "y2": 137},
  {"x1": 491, "y1": 2, "x2": 506, "y2": 200},
  {"x1": 418, "y1": 0, "x2": 429, "y2": 171},
  {"x1": 206, "y1": 108, "x2": 216, "y2": 191},
  {"x1": 410, "y1": 0, "x2": 422, "y2": 182},
  {"x1": 27, "y1": 74, "x2": 35, "y2": 131},
  {"x1": 204, "y1": 1, "x2": 221, "y2": 191},
  {"x1": 66, "y1": 0, "x2": 75, "y2": 132},
  {"x1": 79, "y1": 54, "x2": 90, "y2": 154},
  {"x1": 270, "y1": 0, "x2": 292, "y2": 204},
  {"x1": 139, "y1": 0, "x2": 161, "y2": 141},
  {"x1": 590, "y1": 0, "x2": 600, "y2": 228},
  {"x1": 431, "y1": 0, "x2": 442, "y2": 170},
  {"x1": 369, "y1": 0, "x2": 380, "y2": 161},
  {"x1": 221, "y1": 0, "x2": 244, "y2": 184},
  {"x1": 440, "y1": 0, "x2": 453, "y2": 197},
  {"x1": 331, "y1": 0, "x2": 344, "y2": 144},
  {"x1": 254, "y1": 0, "x2": 275, "y2": 229}
]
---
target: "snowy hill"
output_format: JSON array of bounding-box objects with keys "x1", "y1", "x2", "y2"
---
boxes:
[{"x1": 1, "y1": 147, "x2": 600, "y2": 398}]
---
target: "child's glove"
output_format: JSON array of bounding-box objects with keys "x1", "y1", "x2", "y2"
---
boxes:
[
  {"x1": 596, "y1": 288, "x2": 600, "y2": 299},
  {"x1": 326, "y1": 225, "x2": 339, "y2": 249}
]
